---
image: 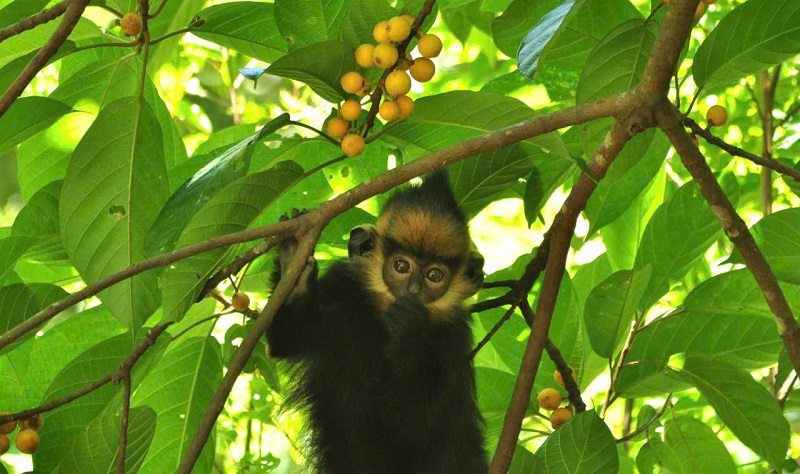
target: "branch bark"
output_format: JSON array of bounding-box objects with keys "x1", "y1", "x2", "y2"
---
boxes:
[
  {"x1": 0, "y1": 0, "x2": 69, "y2": 44},
  {"x1": 0, "y1": 0, "x2": 91, "y2": 118}
]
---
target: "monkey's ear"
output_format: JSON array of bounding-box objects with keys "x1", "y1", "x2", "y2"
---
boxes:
[
  {"x1": 348, "y1": 225, "x2": 378, "y2": 257},
  {"x1": 465, "y1": 251, "x2": 485, "y2": 296}
]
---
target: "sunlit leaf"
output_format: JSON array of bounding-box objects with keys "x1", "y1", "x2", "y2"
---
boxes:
[
  {"x1": 194, "y1": 2, "x2": 288, "y2": 63},
  {"x1": 0, "y1": 97, "x2": 73, "y2": 154},
  {"x1": 535, "y1": 411, "x2": 618, "y2": 474}
]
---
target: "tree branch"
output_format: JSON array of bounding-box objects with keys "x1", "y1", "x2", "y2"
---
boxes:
[
  {"x1": 0, "y1": 0, "x2": 69, "y2": 44},
  {"x1": 0, "y1": 0, "x2": 92, "y2": 119},
  {"x1": 117, "y1": 374, "x2": 132, "y2": 474}
]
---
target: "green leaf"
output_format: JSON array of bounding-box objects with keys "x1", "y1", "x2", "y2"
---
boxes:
[
  {"x1": 0, "y1": 283, "x2": 69, "y2": 354},
  {"x1": 146, "y1": 114, "x2": 290, "y2": 256},
  {"x1": 134, "y1": 337, "x2": 223, "y2": 474},
  {"x1": 523, "y1": 153, "x2": 576, "y2": 227},
  {"x1": 648, "y1": 417, "x2": 736, "y2": 474},
  {"x1": 693, "y1": 0, "x2": 800, "y2": 90},
  {"x1": 617, "y1": 270, "x2": 789, "y2": 395},
  {"x1": 60, "y1": 406, "x2": 157, "y2": 474},
  {"x1": 0, "y1": 97, "x2": 73, "y2": 154},
  {"x1": 0, "y1": 0, "x2": 49, "y2": 29},
  {"x1": 60, "y1": 97, "x2": 170, "y2": 333},
  {"x1": 535, "y1": 411, "x2": 618, "y2": 474},
  {"x1": 12, "y1": 180, "x2": 68, "y2": 263},
  {"x1": 728, "y1": 208, "x2": 800, "y2": 284},
  {"x1": 0, "y1": 17, "x2": 99, "y2": 69},
  {"x1": 477, "y1": 367, "x2": 532, "y2": 443},
  {"x1": 584, "y1": 266, "x2": 651, "y2": 359},
  {"x1": 194, "y1": 2, "x2": 288, "y2": 63},
  {"x1": 265, "y1": 41, "x2": 357, "y2": 103},
  {"x1": 162, "y1": 161, "x2": 304, "y2": 322},
  {"x1": 340, "y1": 0, "x2": 398, "y2": 48},
  {"x1": 276, "y1": 0, "x2": 355, "y2": 50},
  {"x1": 515, "y1": 0, "x2": 574, "y2": 79},
  {"x1": 492, "y1": 0, "x2": 561, "y2": 60},
  {"x1": 680, "y1": 358, "x2": 790, "y2": 467},
  {"x1": 0, "y1": 236, "x2": 33, "y2": 284},
  {"x1": 145, "y1": 0, "x2": 207, "y2": 70},
  {"x1": 634, "y1": 176, "x2": 738, "y2": 308},
  {"x1": 32, "y1": 334, "x2": 131, "y2": 472}
]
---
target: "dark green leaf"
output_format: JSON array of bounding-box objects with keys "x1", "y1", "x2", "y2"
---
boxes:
[
  {"x1": 535, "y1": 411, "x2": 618, "y2": 474},
  {"x1": 514, "y1": 0, "x2": 573, "y2": 78},
  {"x1": 276, "y1": 0, "x2": 355, "y2": 50},
  {"x1": 340, "y1": 0, "x2": 398, "y2": 48},
  {"x1": 728, "y1": 208, "x2": 800, "y2": 284},
  {"x1": 265, "y1": 41, "x2": 357, "y2": 103},
  {"x1": 194, "y1": 2, "x2": 288, "y2": 63},
  {"x1": 648, "y1": 417, "x2": 736, "y2": 474}
]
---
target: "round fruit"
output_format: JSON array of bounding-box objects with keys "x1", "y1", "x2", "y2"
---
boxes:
[
  {"x1": 15, "y1": 429, "x2": 39, "y2": 454},
  {"x1": 395, "y1": 95, "x2": 414, "y2": 117},
  {"x1": 706, "y1": 104, "x2": 728, "y2": 126},
  {"x1": 373, "y1": 21, "x2": 390, "y2": 43},
  {"x1": 387, "y1": 16, "x2": 412, "y2": 42},
  {"x1": 417, "y1": 34, "x2": 443, "y2": 58},
  {"x1": 120, "y1": 12, "x2": 143, "y2": 37},
  {"x1": 341, "y1": 134, "x2": 365, "y2": 157},
  {"x1": 0, "y1": 414, "x2": 15, "y2": 435},
  {"x1": 0, "y1": 434, "x2": 8, "y2": 455},
  {"x1": 397, "y1": 52, "x2": 413, "y2": 71},
  {"x1": 537, "y1": 388, "x2": 563, "y2": 411},
  {"x1": 356, "y1": 79, "x2": 373, "y2": 98},
  {"x1": 409, "y1": 58, "x2": 435, "y2": 82},
  {"x1": 231, "y1": 293, "x2": 250, "y2": 311},
  {"x1": 373, "y1": 43, "x2": 398, "y2": 68},
  {"x1": 400, "y1": 14, "x2": 416, "y2": 26},
  {"x1": 551, "y1": 407, "x2": 572, "y2": 429},
  {"x1": 554, "y1": 367, "x2": 575, "y2": 387},
  {"x1": 340, "y1": 71, "x2": 365, "y2": 94},
  {"x1": 355, "y1": 44, "x2": 375, "y2": 68},
  {"x1": 385, "y1": 70, "x2": 411, "y2": 96},
  {"x1": 19, "y1": 414, "x2": 42, "y2": 431},
  {"x1": 326, "y1": 117, "x2": 349, "y2": 138},
  {"x1": 379, "y1": 101, "x2": 400, "y2": 121},
  {"x1": 340, "y1": 100, "x2": 362, "y2": 121}
]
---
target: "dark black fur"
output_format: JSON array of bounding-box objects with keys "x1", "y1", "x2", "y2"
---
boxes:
[{"x1": 267, "y1": 171, "x2": 488, "y2": 473}]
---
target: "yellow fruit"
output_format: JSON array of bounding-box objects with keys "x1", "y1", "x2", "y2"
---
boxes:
[
  {"x1": 341, "y1": 134, "x2": 365, "y2": 157},
  {"x1": 19, "y1": 414, "x2": 42, "y2": 431},
  {"x1": 340, "y1": 71, "x2": 365, "y2": 94},
  {"x1": 537, "y1": 388, "x2": 563, "y2": 411},
  {"x1": 120, "y1": 12, "x2": 143, "y2": 37},
  {"x1": 373, "y1": 43, "x2": 398, "y2": 68},
  {"x1": 15, "y1": 429, "x2": 39, "y2": 454},
  {"x1": 397, "y1": 52, "x2": 413, "y2": 71},
  {"x1": 373, "y1": 21, "x2": 390, "y2": 43},
  {"x1": 379, "y1": 101, "x2": 400, "y2": 121},
  {"x1": 231, "y1": 293, "x2": 250, "y2": 311},
  {"x1": 694, "y1": 2, "x2": 705, "y2": 21},
  {"x1": 551, "y1": 408, "x2": 572, "y2": 429},
  {"x1": 0, "y1": 414, "x2": 15, "y2": 435},
  {"x1": 400, "y1": 14, "x2": 416, "y2": 26},
  {"x1": 355, "y1": 44, "x2": 375, "y2": 68},
  {"x1": 554, "y1": 367, "x2": 575, "y2": 387},
  {"x1": 395, "y1": 95, "x2": 414, "y2": 117},
  {"x1": 385, "y1": 70, "x2": 411, "y2": 96},
  {"x1": 326, "y1": 117, "x2": 349, "y2": 138},
  {"x1": 340, "y1": 100, "x2": 362, "y2": 121},
  {"x1": 0, "y1": 434, "x2": 8, "y2": 455},
  {"x1": 417, "y1": 34, "x2": 443, "y2": 58},
  {"x1": 409, "y1": 58, "x2": 435, "y2": 82},
  {"x1": 387, "y1": 16, "x2": 412, "y2": 42},
  {"x1": 706, "y1": 104, "x2": 728, "y2": 126},
  {"x1": 356, "y1": 79, "x2": 373, "y2": 98}
]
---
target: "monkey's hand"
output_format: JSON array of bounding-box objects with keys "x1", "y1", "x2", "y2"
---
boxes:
[{"x1": 277, "y1": 209, "x2": 317, "y2": 304}]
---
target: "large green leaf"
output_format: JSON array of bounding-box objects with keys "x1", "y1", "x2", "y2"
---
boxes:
[
  {"x1": 144, "y1": 0, "x2": 207, "y2": 70},
  {"x1": 146, "y1": 114, "x2": 290, "y2": 256},
  {"x1": 0, "y1": 283, "x2": 69, "y2": 355},
  {"x1": 194, "y1": 2, "x2": 288, "y2": 63},
  {"x1": 634, "y1": 176, "x2": 738, "y2": 308},
  {"x1": 340, "y1": 0, "x2": 399, "y2": 48},
  {"x1": 60, "y1": 98, "x2": 169, "y2": 333},
  {"x1": 0, "y1": 97, "x2": 73, "y2": 154},
  {"x1": 617, "y1": 270, "x2": 791, "y2": 395},
  {"x1": 162, "y1": 161, "x2": 304, "y2": 322},
  {"x1": 681, "y1": 358, "x2": 790, "y2": 467},
  {"x1": 265, "y1": 41, "x2": 357, "y2": 103},
  {"x1": 0, "y1": 17, "x2": 99, "y2": 69},
  {"x1": 693, "y1": 0, "x2": 800, "y2": 89},
  {"x1": 0, "y1": 0, "x2": 49, "y2": 29},
  {"x1": 276, "y1": 0, "x2": 355, "y2": 50},
  {"x1": 728, "y1": 208, "x2": 800, "y2": 284},
  {"x1": 12, "y1": 181, "x2": 68, "y2": 263},
  {"x1": 584, "y1": 267, "x2": 651, "y2": 359},
  {"x1": 60, "y1": 406, "x2": 157, "y2": 474},
  {"x1": 477, "y1": 367, "x2": 535, "y2": 444},
  {"x1": 0, "y1": 236, "x2": 33, "y2": 284},
  {"x1": 492, "y1": 0, "x2": 561, "y2": 60},
  {"x1": 648, "y1": 417, "x2": 736, "y2": 474},
  {"x1": 134, "y1": 337, "x2": 223, "y2": 474},
  {"x1": 535, "y1": 411, "x2": 618, "y2": 474}
]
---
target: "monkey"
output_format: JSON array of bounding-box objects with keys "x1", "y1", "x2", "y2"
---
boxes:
[{"x1": 266, "y1": 170, "x2": 488, "y2": 474}]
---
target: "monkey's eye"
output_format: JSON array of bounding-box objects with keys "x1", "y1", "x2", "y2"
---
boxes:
[
  {"x1": 426, "y1": 268, "x2": 444, "y2": 282},
  {"x1": 393, "y1": 259, "x2": 411, "y2": 273}
]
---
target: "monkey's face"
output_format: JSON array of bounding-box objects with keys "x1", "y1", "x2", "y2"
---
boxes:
[{"x1": 381, "y1": 252, "x2": 453, "y2": 303}]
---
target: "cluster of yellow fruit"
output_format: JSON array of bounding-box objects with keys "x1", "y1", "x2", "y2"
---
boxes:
[
  {"x1": 536, "y1": 368, "x2": 576, "y2": 429},
  {"x1": 329, "y1": 14, "x2": 444, "y2": 157},
  {"x1": 0, "y1": 413, "x2": 42, "y2": 455}
]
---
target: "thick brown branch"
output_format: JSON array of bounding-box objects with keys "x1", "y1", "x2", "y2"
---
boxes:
[
  {"x1": 657, "y1": 100, "x2": 800, "y2": 378},
  {"x1": 0, "y1": 0, "x2": 69, "y2": 44},
  {"x1": 0, "y1": 0, "x2": 91, "y2": 118},
  {"x1": 490, "y1": 122, "x2": 635, "y2": 473},
  {"x1": 682, "y1": 115, "x2": 800, "y2": 182},
  {"x1": 1, "y1": 92, "x2": 630, "y2": 352},
  {"x1": 0, "y1": 323, "x2": 170, "y2": 425}
]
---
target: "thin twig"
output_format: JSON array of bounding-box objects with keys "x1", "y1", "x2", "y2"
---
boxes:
[
  {"x1": 778, "y1": 373, "x2": 798, "y2": 410},
  {"x1": 616, "y1": 395, "x2": 671, "y2": 443},
  {"x1": 198, "y1": 238, "x2": 279, "y2": 301},
  {"x1": 117, "y1": 375, "x2": 132, "y2": 474},
  {"x1": 288, "y1": 120, "x2": 340, "y2": 146},
  {"x1": 0, "y1": 0, "x2": 69, "y2": 44},
  {"x1": 600, "y1": 317, "x2": 639, "y2": 418},
  {"x1": 470, "y1": 305, "x2": 518, "y2": 358},
  {"x1": 171, "y1": 311, "x2": 231, "y2": 341},
  {"x1": 148, "y1": 0, "x2": 169, "y2": 18}
]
